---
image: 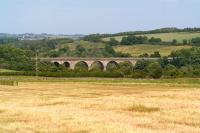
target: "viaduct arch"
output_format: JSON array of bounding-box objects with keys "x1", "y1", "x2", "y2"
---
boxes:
[{"x1": 41, "y1": 57, "x2": 159, "y2": 71}]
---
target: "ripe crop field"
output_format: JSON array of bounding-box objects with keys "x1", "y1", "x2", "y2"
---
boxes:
[
  {"x1": 114, "y1": 44, "x2": 192, "y2": 56},
  {"x1": 0, "y1": 78, "x2": 200, "y2": 133},
  {"x1": 103, "y1": 32, "x2": 200, "y2": 43}
]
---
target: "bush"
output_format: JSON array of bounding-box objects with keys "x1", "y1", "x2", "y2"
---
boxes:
[
  {"x1": 0, "y1": 71, "x2": 123, "y2": 78},
  {"x1": 163, "y1": 64, "x2": 179, "y2": 78},
  {"x1": 131, "y1": 70, "x2": 147, "y2": 79},
  {"x1": 134, "y1": 60, "x2": 150, "y2": 71},
  {"x1": 191, "y1": 37, "x2": 200, "y2": 46},
  {"x1": 147, "y1": 62, "x2": 163, "y2": 79},
  {"x1": 118, "y1": 61, "x2": 133, "y2": 75},
  {"x1": 150, "y1": 51, "x2": 161, "y2": 58},
  {"x1": 179, "y1": 65, "x2": 194, "y2": 77}
]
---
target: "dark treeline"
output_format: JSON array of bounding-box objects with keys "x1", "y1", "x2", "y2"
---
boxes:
[
  {"x1": 107, "y1": 36, "x2": 200, "y2": 46},
  {"x1": 120, "y1": 36, "x2": 163, "y2": 45},
  {"x1": 83, "y1": 27, "x2": 200, "y2": 40},
  {"x1": 0, "y1": 37, "x2": 18, "y2": 44}
]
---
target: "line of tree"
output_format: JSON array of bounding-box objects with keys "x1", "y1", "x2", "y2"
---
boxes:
[
  {"x1": 83, "y1": 27, "x2": 200, "y2": 40},
  {"x1": 107, "y1": 36, "x2": 200, "y2": 46},
  {"x1": 107, "y1": 36, "x2": 163, "y2": 46}
]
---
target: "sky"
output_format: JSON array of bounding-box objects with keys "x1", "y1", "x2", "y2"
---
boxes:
[{"x1": 0, "y1": 0, "x2": 199, "y2": 34}]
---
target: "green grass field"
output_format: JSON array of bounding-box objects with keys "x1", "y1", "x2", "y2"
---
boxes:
[
  {"x1": 0, "y1": 69, "x2": 17, "y2": 73},
  {"x1": 60, "y1": 40, "x2": 105, "y2": 50},
  {"x1": 103, "y1": 32, "x2": 200, "y2": 43},
  {"x1": 114, "y1": 44, "x2": 193, "y2": 56}
]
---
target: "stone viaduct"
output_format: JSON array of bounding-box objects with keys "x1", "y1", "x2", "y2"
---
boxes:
[{"x1": 41, "y1": 57, "x2": 159, "y2": 71}]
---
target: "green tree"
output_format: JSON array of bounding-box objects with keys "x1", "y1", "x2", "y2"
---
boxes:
[
  {"x1": 183, "y1": 39, "x2": 188, "y2": 45},
  {"x1": 172, "y1": 39, "x2": 177, "y2": 45},
  {"x1": 149, "y1": 37, "x2": 162, "y2": 45},
  {"x1": 83, "y1": 34, "x2": 102, "y2": 42},
  {"x1": 191, "y1": 37, "x2": 200, "y2": 46},
  {"x1": 134, "y1": 60, "x2": 150, "y2": 71},
  {"x1": 105, "y1": 45, "x2": 116, "y2": 56},
  {"x1": 163, "y1": 64, "x2": 179, "y2": 78},
  {"x1": 48, "y1": 51, "x2": 60, "y2": 57},
  {"x1": 59, "y1": 46, "x2": 70, "y2": 53},
  {"x1": 118, "y1": 61, "x2": 133, "y2": 75},
  {"x1": 0, "y1": 46, "x2": 34, "y2": 71},
  {"x1": 147, "y1": 62, "x2": 163, "y2": 79},
  {"x1": 108, "y1": 38, "x2": 119, "y2": 46},
  {"x1": 150, "y1": 51, "x2": 161, "y2": 57},
  {"x1": 139, "y1": 53, "x2": 149, "y2": 58}
]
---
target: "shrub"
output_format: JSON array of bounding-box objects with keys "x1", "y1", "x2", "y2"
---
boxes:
[
  {"x1": 118, "y1": 61, "x2": 133, "y2": 75},
  {"x1": 147, "y1": 62, "x2": 163, "y2": 79},
  {"x1": 163, "y1": 64, "x2": 179, "y2": 78},
  {"x1": 150, "y1": 51, "x2": 161, "y2": 58},
  {"x1": 131, "y1": 70, "x2": 147, "y2": 79}
]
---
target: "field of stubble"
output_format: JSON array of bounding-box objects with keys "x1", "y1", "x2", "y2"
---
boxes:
[{"x1": 0, "y1": 79, "x2": 200, "y2": 133}]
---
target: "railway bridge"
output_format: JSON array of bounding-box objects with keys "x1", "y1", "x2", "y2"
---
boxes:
[{"x1": 41, "y1": 57, "x2": 159, "y2": 71}]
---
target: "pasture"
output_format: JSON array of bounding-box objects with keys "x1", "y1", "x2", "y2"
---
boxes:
[
  {"x1": 103, "y1": 32, "x2": 200, "y2": 43},
  {"x1": 0, "y1": 69, "x2": 17, "y2": 73},
  {"x1": 0, "y1": 78, "x2": 200, "y2": 133},
  {"x1": 114, "y1": 44, "x2": 192, "y2": 56}
]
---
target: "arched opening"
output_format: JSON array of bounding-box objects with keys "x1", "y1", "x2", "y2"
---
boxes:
[
  {"x1": 54, "y1": 62, "x2": 60, "y2": 67},
  {"x1": 90, "y1": 61, "x2": 104, "y2": 71},
  {"x1": 74, "y1": 61, "x2": 89, "y2": 71},
  {"x1": 64, "y1": 62, "x2": 70, "y2": 68},
  {"x1": 106, "y1": 61, "x2": 119, "y2": 72}
]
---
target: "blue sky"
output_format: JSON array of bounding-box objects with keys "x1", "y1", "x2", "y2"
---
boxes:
[{"x1": 0, "y1": 0, "x2": 199, "y2": 34}]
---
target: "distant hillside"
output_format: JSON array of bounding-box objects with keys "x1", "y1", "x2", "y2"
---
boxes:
[
  {"x1": 0, "y1": 33, "x2": 85, "y2": 40},
  {"x1": 84, "y1": 27, "x2": 200, "y2": 39},
  {"x1": 1, "y1": 27, "x2": 199, "y2": 58},
  {"x1": 103, "y1": 32, "x2": 200, "y2": 43},
  {"x1": 114, "y1": 44, "x2": 192, "y2": 57}
]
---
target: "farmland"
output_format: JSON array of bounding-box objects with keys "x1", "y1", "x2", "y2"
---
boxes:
[
  {"x1": 0, "y1": 77, "x2": 200, "y2": 133},
  {"x1": 114, "y1": 44, "x2": 193, "y2": 56},
  {"x1": 103, "y1": 32, "x2": 200, "y2": 43},
  {"x1": 0, "y1": 69, "x2": 17, "y2": 73}
]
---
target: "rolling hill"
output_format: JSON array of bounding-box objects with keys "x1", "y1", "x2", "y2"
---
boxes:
[
  {"x1": 114, "y1": 44, "x2": 193, "y2": 57},
  {"x1": 103, "y1": 32, "x2": 200, "y2": 43}
]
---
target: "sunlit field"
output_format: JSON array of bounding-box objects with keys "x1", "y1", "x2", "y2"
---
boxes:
[
  {"x1": 103, "y1": 32, "x2": 200, "y2": 43},
  {"x1": 0, "y1": 78, "x2": 200, "y2": 133},
  {"x1": 114, "y1": 44, "x2": 192, "y2": 56}
]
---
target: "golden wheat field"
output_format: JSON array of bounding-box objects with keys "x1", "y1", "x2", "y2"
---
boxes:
[{"x1": 0, "y1": 79, "x2": 200, "y2": 133}]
